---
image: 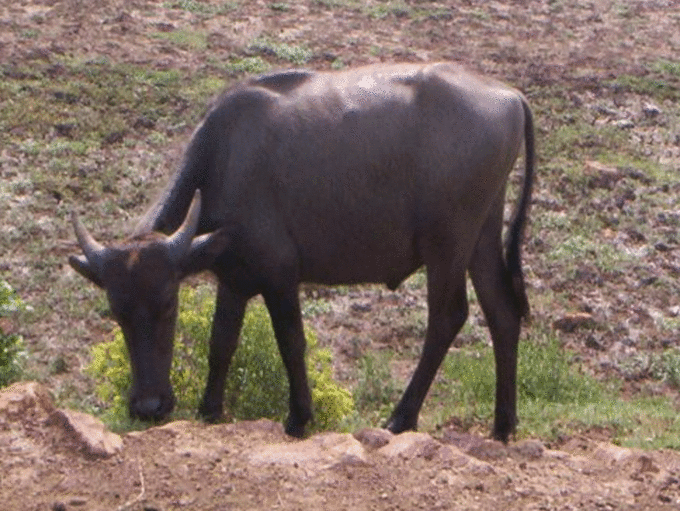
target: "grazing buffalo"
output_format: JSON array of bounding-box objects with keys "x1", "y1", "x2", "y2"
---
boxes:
[{"x1": 70, "y1": 62, "x2": 534, "y2": 442}]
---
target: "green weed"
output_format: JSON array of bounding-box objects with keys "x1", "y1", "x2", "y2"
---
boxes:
[
  {"x1": 86, "y1": 285, "x2": 354, "y2": 432},
  {"x1": 364, "y1": 2, "x2": 411, "y2": 19},
  {"x1": 269, "y1": 2, "x2": 290, "y2": 11},
  {"x1": 150, "y1": 30, "x2": 208, "y2": 51},
  {"x1": 612, "y1": 73, "x2": 680, "y2": 101},
  {"x1": 0, "y1": 281, "x2": 27, "y2": 387},
  {"x1": 222, "y1": 57, "x2": 271, "y2": 75},
  {"x1": 164, "y1": 0, "x2": 239, "y2": 17},
  {"x1": 351, "y1": 351, "x2": 403, "y2": 426},
  {"x1": 249, "y1": 38, "x2": 313, "y2": 65}
]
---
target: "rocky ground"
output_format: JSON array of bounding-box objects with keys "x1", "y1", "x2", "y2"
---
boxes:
[{"x1": 3, "y1": 381, "x2": 680, "y2": 511}]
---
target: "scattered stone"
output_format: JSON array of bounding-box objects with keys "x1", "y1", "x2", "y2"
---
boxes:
[
  {"x1": 510, "y1": 440, "x2": 545, "y2": 460},
  {"x1": 591, "y1": 442, "x2": 635, "y2": 465},
  {"x1": 637, "y1": 454, "x2": 660, "y2": 474},
  {"x1": 552, "y1": 312, "x2": 596, "y2": 333},
  {"x1": 377, "y1": 431, "x2": 439, "y2": 460},
  {"x1": 353, "y1": 427, "x2": 392, "y2": 449},
  {"x1": 248, "y1": 432, "x2": 366, "y2": 470},
  {"x1": 46, "y1": 409, "x2": 123, "y2": 459},
  {"x1": 642, "y1": 102, "x2": 661, "y2": 117},
  {"x1": 350, "y1": 302, "x2": 372, "y2": 313},
  {"x1": 441, "y1": 430, "x2": 507, "y2": 461},
  {"x1": 585, "y1": 334, "x2": 606, "y2": 351},
  {"x1": 584, "y1": 161, "x2": 623, "y2": 190},
  {"x1": 0, "y1": 381, "x2": 55, "y2": 422},
  {"x1": 654, "y1": 241, "x2": 673, "y2": 252},
  {"x1": 614, "y1": 119, "x2": 634, "y2": 129}
]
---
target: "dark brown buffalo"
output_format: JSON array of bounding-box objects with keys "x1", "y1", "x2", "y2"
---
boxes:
[{"x1": 70, "y1": 62, "x2": 534, "y2": 442}]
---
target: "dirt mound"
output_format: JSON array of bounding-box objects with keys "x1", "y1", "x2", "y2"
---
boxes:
[{"x1": 2, "y1": 382, "x2": 680, "y2": 510}]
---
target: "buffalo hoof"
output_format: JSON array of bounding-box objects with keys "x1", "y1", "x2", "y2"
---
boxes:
[
  {"x1": 198, "y1": 401, "x2": 223, "y2": 423},
  {"x1": 492, "y1": 418, "x2": 516, "y2": 444},
  {"x1": 284, "y1": 409, "x2": 311, "y2": 438},
  {"x1": 384, "y1": 414, "x2": 417, "y2": 434}
]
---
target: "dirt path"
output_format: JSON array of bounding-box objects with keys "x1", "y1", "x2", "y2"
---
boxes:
[{"x1": 3, "y1": 382, "x2": 680, "y2": 511}]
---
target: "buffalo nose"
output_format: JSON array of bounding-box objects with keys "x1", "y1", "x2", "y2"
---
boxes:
[{"x1": 130, "y1": 395, "x2": 172, "y2": 421}]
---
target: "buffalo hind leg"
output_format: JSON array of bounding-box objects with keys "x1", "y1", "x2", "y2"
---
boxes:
[
  {"x1": 264, "y1": 285, "x2": 312, "y2": 438},
  {"x1": 199, "y1": 283, "x2": 248, "y2": 422},
  {"x1": 386, "y1": 265, "x2": 468, "y2": 433},
  {"x1": 469, "y1": 217, "x2": 524, "y2": 443}
]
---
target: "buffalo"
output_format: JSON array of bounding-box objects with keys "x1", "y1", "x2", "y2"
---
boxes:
[{"x1": 70, "y1": 62, "x2": 534, "y2": 442}]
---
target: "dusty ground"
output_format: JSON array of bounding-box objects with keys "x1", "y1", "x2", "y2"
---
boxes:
[
  {"x1": 3, "y1": 381, "x2": 680, "y2": 511},
  {"x1": 2, "y1": 0, "x2": 680, "y2": 510}
]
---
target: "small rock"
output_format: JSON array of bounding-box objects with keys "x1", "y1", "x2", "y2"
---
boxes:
[
  {"x1": 637, "y1": 454, "x2": 660, "y2": 474},
  {"x1": 591, "y1": 442, "x2": 634, "y2": 465},
  {"x1": 552, "y1": 313, "x2": 596, "y2": 333},
  {"x1": 510, "y1": 440, "x2": 545, "y2": 460},
  {"x1": 642, "y1": 102, "x2": 661, "y2": 117},
  {"x1": 353, "y1": 428, "x2": 392, "y2": 449},
  {"x1": 350, "y1": 302, "x2": 372, "y2": 313},
  {"x1": 584, "y1": 161, "x2": 623, "y2": 190},
  {"x1": 441, "y1": 430, "x2": 507, "y2": 461},
  {"x1": 0, "y1": 381, "x2": 55, "y2": 422},
  {"x1": 585, "y1": 334, "x2": 605, "y2": 351},
  {"x1": 248, "y1": 432, "x2": 367, "y2": 470},
  {"x1": 614, "y1": 119, "x2": 634, "y2": 129},
  {"x1": 377, "y1": 431, "x2": 440, "y2": 460},
  {"x1": 434, "y1": 444, "x2": 474, "y2": 467},
  {"x1": 46, "y1": 409, "x2": 123, "y2": 459}
]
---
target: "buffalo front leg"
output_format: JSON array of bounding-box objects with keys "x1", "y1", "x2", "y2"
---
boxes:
[
  {"x1": 198, "y1": 283, "x2": 248, "y2": 422},
  {"x1": 264, "y1": 286, "x2": 312, "y2": 438},
  {"x1": 386, "y1": 266, "x2": 469, "y2": 434}
]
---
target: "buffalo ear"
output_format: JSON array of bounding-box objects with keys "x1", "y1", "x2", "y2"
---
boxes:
[
  {"x1": 69, "y1": 254, "x2": 104, "y2": 288},
  {"x1": 179, "y1": 228, "x2": 231, "y2": 277}
]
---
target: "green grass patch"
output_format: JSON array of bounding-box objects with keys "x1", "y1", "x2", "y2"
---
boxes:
[
  {"x1": 150, "y1": 30, "x2": 209, "y2": 51},
  {"x1": 548, "y1": 233, "x2": 634, "y2": 274},
  {"x1": 248, "y1": 38, "x2": 313, "y2": 65},
  {"x1": 222, "y1": 56, "x2": 271, "y2": 75},
  {"x1": 610, "y1": 60, "x2": 680, "y2": 101},
  {"x1": 163, "y1": 0, "x2": 240, "y2": 17},
  {"x1": 338, "y1": 350, "x2": 404, "y2": 431},
  {"x1": 417, "y1": 327, "x2": 680, "y2": 449},
  {"x1": 312, "y1": 0, "x2": 358, "y2": 7},
  {"x1": 364, "y1": 1, "x2": 411, "y2": 19}
]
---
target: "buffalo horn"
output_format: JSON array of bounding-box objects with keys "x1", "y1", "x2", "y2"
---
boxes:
[
  {"x1": 166, "y1": 189, "x2": 202, "y2": 262},
  {"x1": 71, "y1": 211, "x2": 109, "y2": 269}
]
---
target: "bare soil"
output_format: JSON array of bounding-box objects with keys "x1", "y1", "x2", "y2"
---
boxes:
[
  {"x1": 4, "y1": 381, "x2": 680, "y2": 511},
  {"x1": 2, "y1": 0, "x2": 680, "y2": 510}
]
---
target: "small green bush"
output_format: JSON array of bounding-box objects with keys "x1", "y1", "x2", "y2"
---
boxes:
[
  {"x1": 87, "y1": 285, "x2": 354, "y2": 431},
  {"x1": 0, "y1": 280, "x2": 27, "y2": 387}
]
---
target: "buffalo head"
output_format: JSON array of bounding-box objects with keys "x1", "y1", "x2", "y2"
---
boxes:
[{"x1": 69, "y1": 190, "x2": 227, "y2": 421}]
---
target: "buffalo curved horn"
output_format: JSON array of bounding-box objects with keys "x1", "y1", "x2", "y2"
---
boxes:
[
  {"x1": 166, "y1": 189, "x2": 202, "y2": 263},
  {"x1": 71, "y1": 211, "x2": 109, "y2": 269}
]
